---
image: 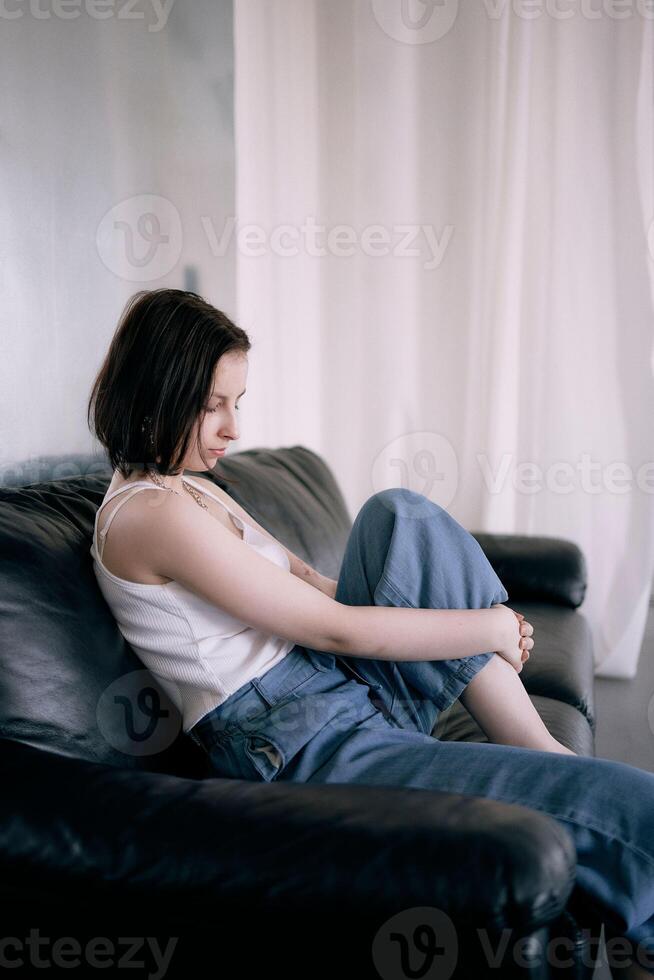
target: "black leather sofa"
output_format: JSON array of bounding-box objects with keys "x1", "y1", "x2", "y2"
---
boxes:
[{"x1": 0, "y1": 446, "x2": 603, "y2": 978}]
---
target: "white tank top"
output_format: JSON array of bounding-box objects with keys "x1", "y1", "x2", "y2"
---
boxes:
[{"x1": 89, "y1": 476, "x2": 294, "y2": 736}]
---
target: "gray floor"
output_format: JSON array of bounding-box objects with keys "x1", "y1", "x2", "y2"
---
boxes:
[
  {"x1": 590, "y1": 599, "x2": 653, "y2": 979},
  {"x1": 594, "y1": 598, "x2": 654, "y2": 774}
]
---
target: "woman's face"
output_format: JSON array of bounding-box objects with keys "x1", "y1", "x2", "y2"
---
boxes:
[{"x1": 192, "y1": 351, "x2": 248, "y2": 470}]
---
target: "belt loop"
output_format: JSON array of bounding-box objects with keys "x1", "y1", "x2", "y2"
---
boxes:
[{"x1": 250, "y1": 675, "x2": 279, "y2": 708}]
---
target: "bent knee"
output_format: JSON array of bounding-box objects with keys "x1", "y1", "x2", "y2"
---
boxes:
[{"x1": 364, "y1": 487, "x2": 446, "y2": 517}]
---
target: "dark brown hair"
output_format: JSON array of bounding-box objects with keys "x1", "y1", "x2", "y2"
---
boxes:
[{"x1": 87, "y1": 288, "x2": 251, "y2": 482}]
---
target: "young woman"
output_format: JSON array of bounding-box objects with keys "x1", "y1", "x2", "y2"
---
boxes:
[{"x1": 88, "y1": 288, "x2": 654, "y2": 980}]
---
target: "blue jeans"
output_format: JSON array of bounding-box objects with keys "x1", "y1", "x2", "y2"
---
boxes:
[{"x1": 191, "y1": 488, "x2": 654, "y2": 972}]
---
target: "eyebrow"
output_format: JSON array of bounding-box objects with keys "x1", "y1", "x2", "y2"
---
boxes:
[{"x1": 210, "y1": 388, "x2": 247, "y2": 399}]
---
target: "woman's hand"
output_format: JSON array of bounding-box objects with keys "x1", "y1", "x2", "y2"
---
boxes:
[{"x1": 491, "y1": 603, "x2": 534, "y2": 673}]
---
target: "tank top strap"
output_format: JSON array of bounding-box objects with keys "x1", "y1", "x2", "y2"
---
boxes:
[
  {"x1": 181, "y1": 476, "x2": 248, "y2": 538},
  {"x1": 182, "y1": 476, "x2": 239, "y2": 517},
  {"x1": 95, "y1": 482, "x2": 173, "y2": 560}
]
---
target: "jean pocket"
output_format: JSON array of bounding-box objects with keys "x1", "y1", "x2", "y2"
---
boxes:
[
  {"x1": 204, "y1": 726, "x2": 285, "y2": 782},
  {"x1": 235, "y1": 694, "x2": 323, "y2": 781},
  {"x1": 243, "y1": 734, "x2": 285, "y2": 781},
  {"x1": 207, "y1": 722, "x2": 289, "y2": 782}
]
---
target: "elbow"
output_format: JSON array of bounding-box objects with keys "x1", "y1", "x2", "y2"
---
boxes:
[
  {"x1": 326, "y1": 604, "x2": 364, "y2": 658},
  {"x1": 310, "y1": 602, "x2": 350, "y2": 657}
]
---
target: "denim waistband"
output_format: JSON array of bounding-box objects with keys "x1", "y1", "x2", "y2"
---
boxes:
[
  {"x1": 189, "y1": 645, "x2": 337, "y2": 745},
  {"x1": 251, "y1": 645, "x2": 336, "y2": 706}
]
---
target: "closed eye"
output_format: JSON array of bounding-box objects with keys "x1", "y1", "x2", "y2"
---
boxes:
[{"x1": 207, "y1": 402, "x2": 241, "y2": 413}]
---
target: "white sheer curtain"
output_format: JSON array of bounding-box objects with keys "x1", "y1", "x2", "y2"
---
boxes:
[{"x1": 233, "y1": 0, "x2": 654, "y2": 678}]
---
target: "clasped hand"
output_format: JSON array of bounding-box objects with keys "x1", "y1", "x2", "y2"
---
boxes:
[{"x1": 491, "y1": 603, "x2": 534, "y2": 674}]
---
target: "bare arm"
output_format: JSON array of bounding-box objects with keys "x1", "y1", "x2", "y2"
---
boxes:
[
  {"x1": 335, "y1": 604, "x2": 518, "y2": 666},
  {"x1": 284, "y1": 553, "x2": 336, "y2": 597},
  {"x1": 147, "y1": 490, "x2": 520, "y2": 667}
]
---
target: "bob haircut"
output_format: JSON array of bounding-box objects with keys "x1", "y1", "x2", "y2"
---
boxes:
[{"x1": 87, "y1": 288, "x2": 251, "y2": 484}]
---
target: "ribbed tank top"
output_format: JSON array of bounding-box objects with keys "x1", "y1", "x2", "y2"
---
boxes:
[{"x1": 89, "y1": 476, "x2": 295, "y2": 736}]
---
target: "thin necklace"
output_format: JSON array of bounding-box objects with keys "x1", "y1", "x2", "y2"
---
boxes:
[{"x1": 145, "y1": 467, "x2": 208, "y2": 510}]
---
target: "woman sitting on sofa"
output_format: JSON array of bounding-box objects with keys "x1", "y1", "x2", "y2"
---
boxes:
[{"x1": 87, "y1": 288, "x2": 654, "y2": 980}]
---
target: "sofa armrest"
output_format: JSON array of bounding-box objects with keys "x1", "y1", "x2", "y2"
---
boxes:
[
  {"x1": 0, "y1": 738, "x2": 575, "y2": 933},
  {"x1": 470, "y1": 532, "x2": 587, "y2": 608}
]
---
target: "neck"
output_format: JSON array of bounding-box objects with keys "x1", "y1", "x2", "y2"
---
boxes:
[{"x1": 129, "y1": 466, "x2": 186, "y2": 494}]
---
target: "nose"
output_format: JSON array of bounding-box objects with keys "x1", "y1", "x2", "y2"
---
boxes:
[{"x1": 219, "y1": 412, "x2": 239, "y2": 442}]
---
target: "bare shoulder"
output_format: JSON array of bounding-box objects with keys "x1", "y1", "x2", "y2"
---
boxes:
[{"x1": 97, "y1": 483, "x2": 185, "y2": 585}]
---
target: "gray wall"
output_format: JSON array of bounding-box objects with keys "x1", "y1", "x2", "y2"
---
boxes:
[{"x1": 0, "y1": 0, "x2": 236, "y2": 483}]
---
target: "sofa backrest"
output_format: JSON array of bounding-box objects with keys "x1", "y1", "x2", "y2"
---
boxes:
[{"x1": 0, "y1": 445, "x2": 352, "y2": 777}]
